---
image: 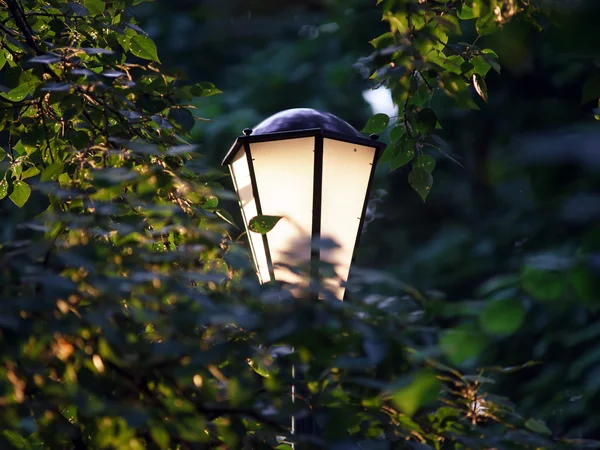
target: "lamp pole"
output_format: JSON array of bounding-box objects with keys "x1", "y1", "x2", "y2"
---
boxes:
[{"x1": 223, "y1": 108, "x2": 385, "y2": 446}]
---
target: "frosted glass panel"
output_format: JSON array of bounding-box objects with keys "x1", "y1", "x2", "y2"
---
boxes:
[
  {"x1": 250, "y1": 137, "x2": 315, "y2": 287},
  {"x1": 230, "y1": 149, "x2": 271, "y2": 283},
  {"x1": 321, "y1": 139, "x2": 376, "y2": 299}
]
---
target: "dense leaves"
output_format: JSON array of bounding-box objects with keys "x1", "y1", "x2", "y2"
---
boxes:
[{"x1": 360, "y1": 0, "x2": 540, "y2": 200}]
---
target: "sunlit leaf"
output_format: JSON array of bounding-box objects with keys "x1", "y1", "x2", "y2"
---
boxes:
[
  {"x1": 362, "y1": 113, "x2": 390, "y2": 134},
  {"x1": 9, "y1": 181, "x2": 31, "y2": 208},
  {"x1": 0, "y1": 179, "x2": 8, "y2": 200},
  {"x1": 83, "y1": 0, "x2": 104, "y2": 15},
  {"x1": 392, "y1": 370, "x2": 441, "y2": 416},
  {"x1": 130, "y1": 35, "x2": 160, "y2": 63},
  {"x1": 249, "y1": 215, "x2": 282, "y2": 234},
  {"x1": 480, "y1": 298, "x2": 525, "y2": 336},
  {"x1": 472, "y1": 74, "x2": 488, "y2": 102}
]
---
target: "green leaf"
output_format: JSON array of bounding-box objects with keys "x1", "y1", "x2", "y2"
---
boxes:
[
  {"x1": 0, "y1": 50, "x2": 6, "y2": 71},
  {"x1": 442, "y1": 55, "x2": 465, "y2": 75},
  {"x1": 9, "y1": 180, "x2": 31, "y2": 207},
  {"x1": 525, "y1": 418, "x2": 552, "y2": 435},
  {"x1": 521, "y1": 266, "x2": 566, "y2": 301},
  {"x1": 0, "y1": 179, "x2": 8, "y2": 200},
  {"x1": 413, "y1": 155, "x2": 435, "y2": 173},
  {"x1": 458, "y1": 4, "x2": 479, "y2": 20},
  {"x1": 191, "y1": 82, "x2": 222, "y2": 97},
  {"x1": 21, "y1": 166, "x2": 40, "y2": 180},
  {"x1": 440, "y1": 328, "x2": 487, "y2": 365},
  {"x1": 84, "y1": 0, "x2": 105, "y2": 15},
  {"x1": 150, "y1": 425, "x2": 170, "y2": 450},
  {"x1": 168, "y1": 108, "x2": 195, "y2": 133},
  {"x1": 439, "y1": 73, "x2": 479, "y2": 110},
  {"x1": 0, "y1": 148, "x2": 5, "y2": 162},
  {"x1": 481, "y1": 49, "x2": 501, "y2": 73},
  {"x1": 130, "y1": 35, "x2": 160, "y2": 63},
  {"x1": 41, "y1": 163, "x2": 64, "y2": 182},
  {"x1": 416, "y1": 108, "x2": 437, "y2": 135},
  {"x1": 476, "y1": 13, "x2": 497, "y2": 36},
  {"x1": 392, "y1": 370, "x2": 441, "y2": 416},
  {"x1": 470, "y1": 56, "x2": 491, "y2": 77},
  {"x1": 389, "y1": 125, "x2": 405, "y2": 142},
  {"x1": 472, "y1": 74, "x2": 488, "y2": 102},
  {"x1": 408, "y1": 167, "x2": 433, "y2": 201},
  {"x1": 362, "y1": 113, "x2": 390, "y2": 134},
  {"x1": 480, "y1": 298, "x2": 525, "y2": 336},
  {"x1": 382, "y1": 138, "x2": 415, "y2": 171},
  {"x1": 249, "y1": 215, "x2": 282, "y2": 234},
  {"x1": 0, "y1": 83, "x2": 31, "y2": 102},
  {"x1": 216, "y1": 209, "x2": 239, "y2": 228}
]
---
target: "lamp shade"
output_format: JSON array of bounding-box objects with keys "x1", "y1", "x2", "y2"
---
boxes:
[{"x1": 223, "y1": 108, "x2": 385, "y2": 299}]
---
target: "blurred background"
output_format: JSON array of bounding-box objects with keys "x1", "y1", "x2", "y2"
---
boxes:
[{"x1": 136, "y1": 0, "x2": 600, "y2": 439}]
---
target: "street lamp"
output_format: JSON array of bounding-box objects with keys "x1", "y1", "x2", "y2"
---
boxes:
[{"x1": 222, "y1": 108, "x2": 385, "y2": 300}]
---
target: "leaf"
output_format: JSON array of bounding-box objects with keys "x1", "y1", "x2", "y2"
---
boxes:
[
  {"x1": 9, "y1": 181, "x2": 31, "y2": 208},
  {"x1": 0, "y1": 148, "x2": 5, "y2": 162},
  {"x1": 0, "y1": 83, "x2": 31, "y2": 102},
  {"x1": 392, "y1": 370, "x2": 441, "y2": 416},
  {"x1": 191, "y1": 82, "x2": 222, "y2": 97},
  {"x1": 439, "y1": 73, "x2": 479, "y2": 110},
  {"x1": 389, "y1": 125, "x2": 405, "y2": 142},
  {"x1": 362, "y1": 113, "x2": 390, "y2": 134},
  {"x1": 525, "y1": 418, "x2": 552, "y2": 435},
  {"x1": 215, "y1": 209, "x2": 238, "y2": 228},
  {"x1": 408, "y1": 167, "x2": 433, "y2": 201},
  {"x1": 458, "y1": 4, "x2": 479, "y2": 20},
  {"x1": 481, "y1": 49, "x2": 501, "y2": 73},
  {"x1": 480, "y1": 298, "x2": 525, "y2": 336},
  {"x1": 130, "y1": 35, "x2": 160, "y2": 63},
  {"x1": 83, "y1": 0, "x2": 104, "y2": 15},
  {"x1": 0, "y1": 50, "x2": 6, "y2": 71},
  {"x1": 168, "y1": 108, "x2": 195, "y2": 133},
  {"x1": 249, "y1": 215, "x2": 282, "y2": 234},
  {"x1": 0, "y1": 179, "x2": 8, "y2": 200},
  {"x1": 472, "y1": 74, "x2": 488, "y2": 102},
  {"x1": 382, "y1": 138, "x2": 415, "y2": 171},
  {"x1": 413, "y1": 155, "x2": 435, "y2": 173},
  {"x1": 150, "y1": 425, "x2": 170, "y2": 450},
  {"x1": 476, "y1": 13, "x2": 497, "y2": 36},
  {"x1": 41, "y1": 163, "x2": 64, "y2": 182},
  {"x1": 21, "y1": 166, "x2": 40, "y2": 180},
  {"x1": 416, "y1": 108, "x2": 437, "y2": 135},
  {"x1": 440, "y1": 329, "x2": 487, "y2": 365},
  {"x1": 521, "y1": 266, "x2": 566, "y2": 301}
]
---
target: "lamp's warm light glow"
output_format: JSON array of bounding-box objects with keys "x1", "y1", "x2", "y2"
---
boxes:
[
  {"x1": 320, "y1": 138, "x2": 376, "y2": 299},
  {"x1": 251, "y1": 137, "x2": 314, "y2": 287},
  {"x1": 223, "y1": 109, "x2": 385, "y2": 300}
]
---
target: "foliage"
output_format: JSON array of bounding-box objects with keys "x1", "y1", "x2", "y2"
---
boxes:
[
  {"x1": 0, "y1": 0, "x2": 599, "y2": 449},
  {"x1": 359, "y1": 0, "x2": 550, "y2": 200}
]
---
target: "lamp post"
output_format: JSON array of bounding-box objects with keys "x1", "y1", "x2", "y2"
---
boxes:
[{"x1": 222, "y1": 108, "x2": 385, "y2": 300}]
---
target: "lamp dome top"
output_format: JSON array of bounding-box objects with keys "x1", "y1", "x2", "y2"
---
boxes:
[{"x1": 251, "y1": 108, "x2": 362, "y2": 138}]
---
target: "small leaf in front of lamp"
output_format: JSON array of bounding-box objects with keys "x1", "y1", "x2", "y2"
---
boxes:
[
  {"x1": 249, "y1": 215, "x2": 282, "y2": 234},
  {"x1": 362, "y1": 113, "x2": 390, "y2": 134},
  {"x1": 408, "y1": 167, "x2": 433, "y2": 201}
]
